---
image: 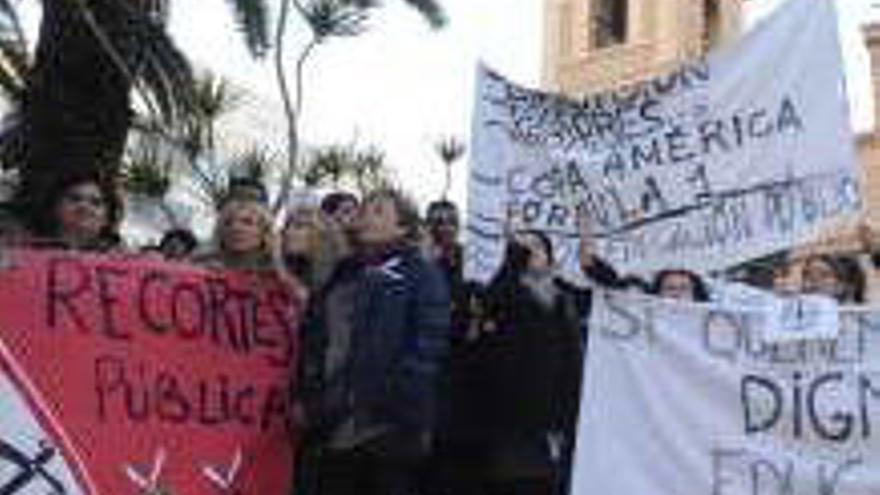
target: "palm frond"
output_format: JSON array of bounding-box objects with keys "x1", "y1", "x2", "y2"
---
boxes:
[
  {"x1": 435, "y1": 136, "x2": 465, "y2": 165},
  {"x1": 0, "y1": 37, "x2": 28, "y2": 80},
  {"x1": 122, "y1": 136, "x2": 173, "y2": 198},
  {"x1": 0, "y1": 1, "x2": 29, "y2": 104},
  {"x1": 0, "y1": 57, "x2": 25, "y2": 103},
  {"x1": 68, "y1": 0, "x2": 196, "y2": 126},
  {"x1": 0, "y1": 0, "x2": 27, "y2": 50},
  {"x1": 303, "y1": 0, "x2": 371, "y2": 40},
  {"x1": 225, "y1": 0, "x2": 271, "y2": 58},
  {"x1": 301, "y1": 143, "x2": 389, "y2": 192},
  {"x1": 192, "y1": 72, "x2": 242, "y2": 120},
  {"x1": 344, "y1": 0, "x2": 446, "y2": 28},
  {"x1": 132, "y1": 18, "x2": 197, "y2": 125},
  {"x1": 228, "y1": 146, "x2": 279, "y2": 182},
  {"x1": 301, "y1": 145, "x2": 347, "y2": 187},
  {"x1": 0, "y1": 113, "x2": 24, "y2": 170},
  {"x1": 399, "y1": 0, "x2": 446, "y2": 28},
  {"x1": 350, "y1": 146, "x2": 389, "y2": 193}
]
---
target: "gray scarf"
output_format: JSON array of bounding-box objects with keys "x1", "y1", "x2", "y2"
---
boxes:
[{"x1": 521, "y1": 269, "x2": 558, "y2": 309}]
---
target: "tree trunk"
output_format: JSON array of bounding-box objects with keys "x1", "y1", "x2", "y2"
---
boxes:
[{"x1": 19, "y1": 0, "x2": 138, "y2": 206}]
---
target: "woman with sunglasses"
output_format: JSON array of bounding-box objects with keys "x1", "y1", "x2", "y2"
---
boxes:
[{"x1": 275, "y1": 197, "x2": 349, "y2": 301}]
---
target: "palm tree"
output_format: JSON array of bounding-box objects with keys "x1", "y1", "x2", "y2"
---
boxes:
[
  {"x1": 226, "y1": 0, "x2": 446, "y2": 55},
  {"x1": 272, "y1": 0, "x2": 445, "y2": 213},
  {"x1": 179, "y1": 71, "x2": 245, "y2": 202},
  {"x1": 0, "y1": 1, "x2": 33, "y2": 176},
  {"x1": 6, "y1": 0, "x2": 195, "y2": 222},
  {"x1": 435, "y1": 135, "x2": 465, "y2": 200},
  {"x1": 132, "y1": 71, "x2": 279, "y2": 208},
  {"x1": 0, "y1": 0, "x2": 446, "y2": 219},
  {"x1": 122, "y1": 129, "x2": 179, "y2": 226},
  {"x1": 300, "y1": 142, "x2": 391, "y2": 194},
  {"x1": 0, "y1": 0, "x2": 28, "y2": 108}
]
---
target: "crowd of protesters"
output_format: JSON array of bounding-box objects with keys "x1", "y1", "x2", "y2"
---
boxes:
[{"x1": 0, "y1": 169, "x2": 878, "y2": 495}]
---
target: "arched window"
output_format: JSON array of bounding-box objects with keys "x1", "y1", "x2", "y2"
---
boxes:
[
  {"x1": 593, "y1": 0, "x2": 628, "y2": 48},
  {"x1": 704, "y1": 0, "x2": 722, "y2": 49}
]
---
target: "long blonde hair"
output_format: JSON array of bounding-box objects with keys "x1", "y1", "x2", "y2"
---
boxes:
[
  {"x1": 210, "y1": 199, "x2": 276, "y2": 269},
  {"x1": 276, "y1": 203, "x2": 351, "y2": 289}
]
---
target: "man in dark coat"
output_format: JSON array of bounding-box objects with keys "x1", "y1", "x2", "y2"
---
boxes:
[{"x1": 298, "y1": 189, "x2": 450, "y2": 495}]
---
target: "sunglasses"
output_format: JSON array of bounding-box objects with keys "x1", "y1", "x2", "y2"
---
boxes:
[{"x1": 427, "y1": 213, "x2": 459, "y2": 225}]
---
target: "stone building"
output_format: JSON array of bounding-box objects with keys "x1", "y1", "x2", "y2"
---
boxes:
[{"x1": 543, "y1": 0, "x2": 742, "y2": 94}]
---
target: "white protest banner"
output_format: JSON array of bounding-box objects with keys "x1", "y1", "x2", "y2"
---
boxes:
[
  {"x1": 765, "y1": 294, "x2": 841, "y2": 343},
  {"x1": 710, "y1": 281, "x2": 841, "y2": 343},
  {"x1": 465, "y1": 0, "x2": 859, "y2": 282},
  {"x1": 572, "y1": 291, "x2": 880, "y2": 495}
]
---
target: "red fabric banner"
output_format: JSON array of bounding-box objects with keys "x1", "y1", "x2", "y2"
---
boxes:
[{"x1": 0, "y1": 249, "x2": 302, "y2": 495}]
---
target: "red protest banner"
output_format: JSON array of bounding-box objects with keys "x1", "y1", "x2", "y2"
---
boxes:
[{"x1": 0, "y1": 249, "x2": 302, "y2": 495}]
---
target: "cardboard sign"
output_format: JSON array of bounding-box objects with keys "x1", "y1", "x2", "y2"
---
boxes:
[{"x1": 0, "y1": 249, "x2": 302, "y2": 495}]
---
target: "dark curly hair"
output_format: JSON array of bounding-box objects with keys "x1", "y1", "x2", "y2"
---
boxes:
[
  {"x1": 486, "y1": 230, "x2": 555, "y2": 298},
  {"x1": 27, "y1": 172, "x2": 123, "y2": 244},
  {"x1": 320, "y1": 191, "x2": 359, "y2": 217},
  {"x1": 650, "y1": 269, "x2": 710, "y2": 302}
]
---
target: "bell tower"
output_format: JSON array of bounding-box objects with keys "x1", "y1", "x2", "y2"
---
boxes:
[{"x1": 543, "y1": 0, "x2": 743, "y2": 95}]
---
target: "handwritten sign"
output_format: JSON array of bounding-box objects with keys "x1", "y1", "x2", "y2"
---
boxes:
[
  {"x1": 765, "y1": 294, "x2": 840, "y2": 343},
  {"x1": 711, "y1": 282, "x2": 841, "y2": 343},
  {"x1": 465, "y1": 0, "x2": 859, "y2": 281},
  {"x1": 573, "y1": 290, "x2": 880, "y2": 495},
  {"x1": 0, "y1": 250, "x2": 302, "y2": 495}
]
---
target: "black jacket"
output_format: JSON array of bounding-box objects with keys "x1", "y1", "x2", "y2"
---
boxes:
[
  {"x1": 481, "y1": 275, "x2": 587, "y2": 441},
  {"x1": 299, "y1": 245, "x2": 451, "y2": 439}
]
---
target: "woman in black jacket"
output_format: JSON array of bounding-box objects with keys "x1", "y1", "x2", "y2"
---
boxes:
[{"x1": 480, "y1": 229, "x2": 586, "y2": 495}]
